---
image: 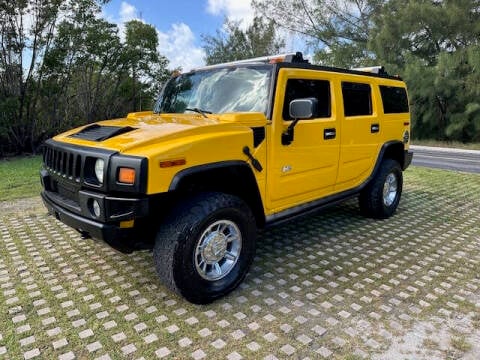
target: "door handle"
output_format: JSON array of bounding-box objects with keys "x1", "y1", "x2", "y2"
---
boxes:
[
  {"x1": 371, "y1": 124, "x2": 380, "y2": 133},
  {"x1": 324, "y1": 128, "x2": 336, "y2": 140}
]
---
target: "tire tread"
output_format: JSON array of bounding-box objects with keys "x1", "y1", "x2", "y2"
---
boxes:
[
  {"x1": 359, "y1": 159, "x2": 402, "y2": 219},
  {"x1": 153, "y1": 192, "x2": 255, "y2": 303}
]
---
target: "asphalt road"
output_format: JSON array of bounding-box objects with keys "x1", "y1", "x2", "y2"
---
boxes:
[{"x1": 410, "y1": 145, "x2": 480, "y2": 173}]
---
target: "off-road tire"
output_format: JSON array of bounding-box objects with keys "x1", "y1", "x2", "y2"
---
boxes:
[
  {"x1": 359, "y1": 159, "x2": 403, "y2": 219},
  {"x1": 153, "y1": 192, "x2": 256, "y2": 304}
]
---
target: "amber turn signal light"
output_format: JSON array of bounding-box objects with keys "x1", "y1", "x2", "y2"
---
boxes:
[
  {"x1": 269, "y1": 57, "x2": 285, "y2": 64},
  {"x1": 159, "y1": 158, "x2": 186, "y2": 168},
  {"x1": 118, "y1": 167, "x2": 136, "y2": 184}
]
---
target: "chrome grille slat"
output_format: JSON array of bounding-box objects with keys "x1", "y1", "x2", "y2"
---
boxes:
[
  {"x1": 68, "y1": 153, "x2": 73, "y2": 178},
  {"x1": 61, "y1": 152, "x2": 66, "y2": 175},
  {"x1": 74, "y1": 155, "x2": 81, "y2": 182}
]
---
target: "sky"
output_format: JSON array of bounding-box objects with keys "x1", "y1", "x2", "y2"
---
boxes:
[{"x1": 101, "y1": 0, "x2": 306, "y2": 72}]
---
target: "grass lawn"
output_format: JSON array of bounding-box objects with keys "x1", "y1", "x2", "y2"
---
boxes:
[{"x1": 0, "y1": 155, "x2": 42, "y2": 201}]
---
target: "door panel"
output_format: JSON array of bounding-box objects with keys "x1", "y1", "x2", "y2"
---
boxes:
[
  {"x1": 266, "y1": 69, "x2": 340, "y2": 212},
  {"x1": 270, "y1": 119, "x2": 339, "y2": 202},
  {"x1": 335, "y1": 80, "x2": 381, "y2": 191}
]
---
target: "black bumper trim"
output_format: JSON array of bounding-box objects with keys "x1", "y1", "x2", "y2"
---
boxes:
[
  {"x1": 41, "y1": 167, "x2": 148, "y2": 222},
  {"x1": 41, "y1": 191, "x2": 133, "y2": 248}
]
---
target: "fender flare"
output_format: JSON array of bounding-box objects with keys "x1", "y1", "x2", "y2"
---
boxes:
[
  {"x1": 169, "y1": 161, "x2": 251, "y2": 191},
  {"x1": 366, "y1": 141, "x2": 407, "y2": 189},
  {"x1": 168, "y1": 161, "x2": 265, "y2": 226}
]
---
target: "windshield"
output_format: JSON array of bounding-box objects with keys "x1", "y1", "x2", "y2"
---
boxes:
[{"x1": 154, "y1": 65, "x2": 272, "y2": 115}]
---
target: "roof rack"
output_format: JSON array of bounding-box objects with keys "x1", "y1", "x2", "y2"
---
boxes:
[
  {"x1": 351, "y1": 66, "x2": 386, "y2": 75},
  {"x1": 194, "y1": 52, "x2": 309, "y2": 71}
]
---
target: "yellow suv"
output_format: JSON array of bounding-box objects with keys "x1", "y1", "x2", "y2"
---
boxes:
[{"x1": 40, "y1": 52, "x2": 413, "y2": 303}]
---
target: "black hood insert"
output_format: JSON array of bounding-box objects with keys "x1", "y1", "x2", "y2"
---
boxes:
[{"x1": 69, "y1": 124, "x2": 136, "y2": 142}]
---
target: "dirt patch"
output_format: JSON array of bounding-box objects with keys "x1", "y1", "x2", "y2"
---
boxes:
[
  {"x1": 0, "y1": 196, "x2": 44, "y2": 216},
  {"x1": 374, "y1": 315, "x2": 480, "y2": 360}
]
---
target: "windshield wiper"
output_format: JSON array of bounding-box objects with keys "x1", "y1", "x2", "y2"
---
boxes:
[{"x1": 185, "y1": 107, "x2": 212, "y2": 118}]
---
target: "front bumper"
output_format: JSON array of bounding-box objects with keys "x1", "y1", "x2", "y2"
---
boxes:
[
  {"x1": 42, "y1": 190, "x2": 122, "y2": 240},
  {"x1": 41, "y1": 189, "x2": 149, "y2": 252}
]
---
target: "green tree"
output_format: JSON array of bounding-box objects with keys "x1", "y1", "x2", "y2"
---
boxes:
[
  {"x1": 370, "y1": 0, "x2": 480, "y2": 141},
  {"x1": 253, "y1": 0, "x2": 381, "y2": 67},
  {"x1": 0, "y1": 0, "x2": 65, "y2": 153},
  {"x1": 202, "y1": 16, "x2": 285, "y2": 65},
  {"x1": 125, "y1": 20, "x2": 169, "y2": 111},
  {"x1": 0, "y1": 0, "x2": 170, "y2": 155},
  {"x1": 42, "y1": 15, "x2": 124, "y2": 126},
  {"x1": 42, "y1": 15, "x2": 169, "y2": 132},
  {"x1": 253, "y1": 0, "x2": 480, "y2": 142}
]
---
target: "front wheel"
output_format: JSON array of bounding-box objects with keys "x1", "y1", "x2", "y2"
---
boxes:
[
  {"x1": 153, "y1": 192, "x2": 256, "y2": 304},
  {"x1": 359, "y1": 159, "x2": 403, "y2": 219}
]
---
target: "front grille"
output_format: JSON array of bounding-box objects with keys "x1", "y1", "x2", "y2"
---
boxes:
[
  {"x1": 42, "y1": 139, "x2": 119, "y2": 197},
  {"x1": 43, "y1": 146, "x2": 82, "y2": 182}
]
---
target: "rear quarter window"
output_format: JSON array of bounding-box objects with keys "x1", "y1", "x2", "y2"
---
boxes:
[
  {"x1": 342, "y1": 82, "x2": 372, "y2": 116},
  {"x1": 380, "y1": 85, "x2": 409, "y2": 113}
]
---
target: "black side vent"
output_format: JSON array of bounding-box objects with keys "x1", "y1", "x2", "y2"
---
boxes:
[
  {"x1": 70, "y1": 124, "x2": 136, "y2": 141},
  {"x1": 252, "y1": 127, "x2": 265, "y2": 147}
]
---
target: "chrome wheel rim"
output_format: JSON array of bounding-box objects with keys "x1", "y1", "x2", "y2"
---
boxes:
[
  {"x1": 194, "y1": 220, "x2": 242, "y2": 281},
  {"x1": 383, "y1": 173, "x2": 398, "y2": 207}
]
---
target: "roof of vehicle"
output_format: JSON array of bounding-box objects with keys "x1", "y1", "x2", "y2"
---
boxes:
[{"x1": 193, "y1": 52, "x2": 403, "y2": 81}]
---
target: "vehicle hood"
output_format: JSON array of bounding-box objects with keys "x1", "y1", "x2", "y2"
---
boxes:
[{"x1": 53, "y1": 111, "x2": 268, "y2": 152}]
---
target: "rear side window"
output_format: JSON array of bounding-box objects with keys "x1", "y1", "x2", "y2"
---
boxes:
[
  {"x1": 380, "y1": 86, "x2": 409, "y2": 113},
  {"x1": 342, "y1": 82, "x2": 372, "y2": 116},
  {"x1": 283, "y1": 79, "x2": 331, "y2": 120}
]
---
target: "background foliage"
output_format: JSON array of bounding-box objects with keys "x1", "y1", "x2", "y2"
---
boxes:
[
  {"x1": 252, "y1": 0, "x2": 480, "y2": 142},
  {"x1": 202, "y1": 16, "x2": 285, "y2": 65},
  {"x1": 0, "y1": 0, "x2": 169, "y2": 155},
  {"x1": 1, "y1": 0, "x2": 479, "y2": 156}
]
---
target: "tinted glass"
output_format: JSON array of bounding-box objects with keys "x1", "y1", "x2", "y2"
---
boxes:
[
  {"x1": 342, "y1": 82, "x2": 372, "y2": 116},
  {"x1": 380, "y1": 86, "x2": 409, "y2": 113},
  {"x1": 283, "y1": 79, "x2": 331, "y2": 120}
]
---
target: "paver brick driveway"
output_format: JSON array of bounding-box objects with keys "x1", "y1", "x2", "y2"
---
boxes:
[{"x1": 1, "y1": 167, "x2": 479, "y2": 359}]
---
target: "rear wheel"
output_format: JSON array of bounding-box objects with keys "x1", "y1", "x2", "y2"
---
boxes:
[
  {"x1": 359, "y1": 159, "x2": 403, "y2": 219},
  {"x1": 153, "y1": 192, "x2": 256, "y2": 304}
]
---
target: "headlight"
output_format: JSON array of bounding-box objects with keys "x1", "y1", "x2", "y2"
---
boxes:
[{"x1": 94, "y1": 159, "x2": 104, "y2": 183}]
